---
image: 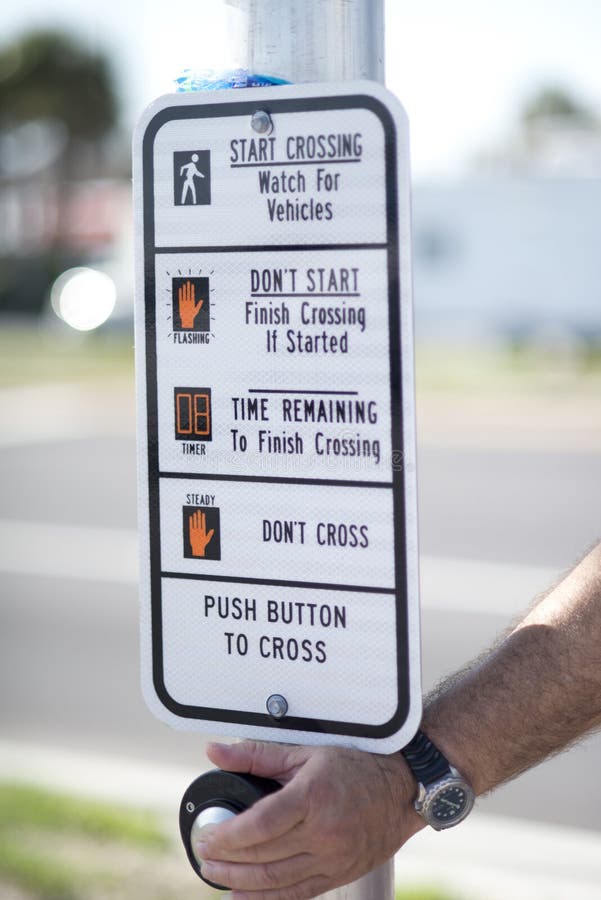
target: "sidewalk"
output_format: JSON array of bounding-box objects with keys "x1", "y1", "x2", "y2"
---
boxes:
[
  {"x1": 1, "y1": 739, "x2": 600, "y2": 900},
  {"x1": 398, "y1": 811, "x2": 601, "y2": 900}
]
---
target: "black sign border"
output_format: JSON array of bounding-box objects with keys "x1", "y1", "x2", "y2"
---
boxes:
[{"x1": 142, "y1": 93, "x2": 410, "y2": 741}]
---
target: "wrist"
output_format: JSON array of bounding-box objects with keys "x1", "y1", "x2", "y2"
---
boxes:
[
  {"x1": 398, "y1": 755, "x2": 428, "y2": 836},
  {"x1": 420, "y1": 703, "x2": 484, "y2": 796},
  {"x1": 400, "y1": 728, "x2": 475, "y2": 830},
  {"x1": 381, "y1": 750, "x2": 427, "y2": 843}
]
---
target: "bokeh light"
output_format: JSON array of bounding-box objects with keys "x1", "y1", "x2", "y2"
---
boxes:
[{"x1": 50, "y1": 266, "x2": 117, "y2": 331}]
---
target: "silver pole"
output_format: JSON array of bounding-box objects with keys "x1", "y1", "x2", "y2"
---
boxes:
[
  {"x1": 223, "y1": 2, "x2": 393, "y2": 898},
  {"x1": 319, "y1": 859, "x2": 395, "y2": 900},
  {"x1": 225, "y1": 0, "x2": 384, "y2": 84}
]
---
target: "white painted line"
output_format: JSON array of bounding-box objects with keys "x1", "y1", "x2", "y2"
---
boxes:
[
  {"x1": 0, "y1": 382, "x2": 135, "y2": 447},
  {"x1": 0, "y1": 519, "x2": 138, "y2": 585},
  {"x1": 419, "y1": 555, "x2": 558, "y2": 618},
  {"x1": 0, "y1": 738, "x2": 599, "y2": 900},
  {"x1": 0, "y1": 517, "x2": 559, "y2": 616},
  {"x1": 0, "y1": 738, "x2": 197, "y2": 810}
]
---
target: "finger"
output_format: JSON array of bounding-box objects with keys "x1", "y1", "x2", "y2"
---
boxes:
[
  {"x1": 199, "y1": 852, "x2": 316, "y2": 893},
  {"x1": 186, "y1": 281, "x2": 192, "y2": 304},
  {"x1": 195, "y1": 822, "x2": 304, "y2": 865},
  {"x1": 200, "y1": 511, "x2": 206, "y2": 532},
  {"x1": 200, "y1": 779, "x2": 307, "y2": 854},
  {"x1": 207, "y1": 741, "x2": 308, "y2": 779},
  {"x1": 195, "y1": 299, "x2": 203, "y2": 313},
  {"x1": 205, "y1": 528, "x2": 214, "y2": 544}
]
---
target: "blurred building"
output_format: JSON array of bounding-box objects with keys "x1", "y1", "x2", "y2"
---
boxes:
[
  {"x1": 0, "y1": 174, "x2": 130, "y2": 259},
  {"x1": 412, "y1": 177, "x2": 601, "y2": 342},
  {"x1": 1, "y1": 45, "x2": 599, "y2": 343},
  {"x1": 413, "y1": 89, "x2": 601, "y2": 343},
  {"x1": 0, "y1": 146, "x2": 130, "y2": 318}
]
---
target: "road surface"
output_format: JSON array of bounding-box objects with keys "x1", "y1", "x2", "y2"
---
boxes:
[{"x1": 0, "y1": 381, "x2": 600, "y2": 831}]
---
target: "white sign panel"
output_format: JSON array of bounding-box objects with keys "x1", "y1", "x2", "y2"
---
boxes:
[{"x1": 133, "y1": 82, "x2": 420, "y2": 753}]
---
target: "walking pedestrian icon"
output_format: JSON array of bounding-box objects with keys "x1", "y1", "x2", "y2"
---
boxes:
[{"x1": 173, "y1": 150, "x2": 211, "y2": 205}]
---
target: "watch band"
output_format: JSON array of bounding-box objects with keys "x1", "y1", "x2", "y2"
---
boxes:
[{"x1": 401, "y1": 729, "x2": 452, "y2": 786}]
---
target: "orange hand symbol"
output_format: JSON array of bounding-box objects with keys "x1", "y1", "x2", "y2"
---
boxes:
[
  {"x1": 189, "y1": 510, "x2": 215, "y2": 557},
  {"x1": 178, "y1": 281, "x2": 204, "y2": 329}
]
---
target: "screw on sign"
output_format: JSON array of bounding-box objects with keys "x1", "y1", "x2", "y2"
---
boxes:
[
  {"x1": 250, "y1": 109, "x2": 273, "y2": 135},
  {"x1": 266, "y1": 693, "x2": 289, "y2": 719}
]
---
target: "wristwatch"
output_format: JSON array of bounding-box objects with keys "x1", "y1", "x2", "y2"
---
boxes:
[{"x1": 401, "y1": 729, "x2": 475, "y2": 830}]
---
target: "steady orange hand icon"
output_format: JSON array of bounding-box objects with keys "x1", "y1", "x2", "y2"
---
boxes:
[
  {"x1": 189, "y1": 510, "x2": 215, "y2": 557},
  {"x1": 178, "y1": 280, "x2": 203, "y2": 329}
]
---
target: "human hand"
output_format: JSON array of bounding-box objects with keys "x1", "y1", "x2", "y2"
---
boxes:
[
  {"x1": 189, "y1": 509, "x2": 214, "y2": 557},
  {"x1": 178, "y1": 280, "x2": 203, "y2": 329},
  {"x1": 194, "y1": 739, "x2": 424, "y2": 899}
]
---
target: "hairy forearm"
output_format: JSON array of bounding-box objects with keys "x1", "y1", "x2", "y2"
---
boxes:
[
  {"x1": 197, "y1": 548, "x2": 601, "y2": 897},
  {"x1": 421, "y1": 542, "x2": 601, "y2": 796}
]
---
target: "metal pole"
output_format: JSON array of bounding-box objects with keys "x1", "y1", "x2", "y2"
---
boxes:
[
  {"x1": 225, "y1": 0, "x2": 384, "y2": 84},
  {"x1": 319, "y1": 860, "x2": 395, "y2": 900},
  {"x1": 223, "y1": 5, "x2": 394, "y2": 897}
]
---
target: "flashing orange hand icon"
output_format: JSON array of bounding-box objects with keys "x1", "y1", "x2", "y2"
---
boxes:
[
  {"x1": 178, "y1": 280, "x2": 203, "y2": 329},
  {"x1": 189, "y1": 509, "x2": 215, "y2": 558}
]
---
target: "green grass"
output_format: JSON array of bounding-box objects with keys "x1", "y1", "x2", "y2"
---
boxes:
[
  {"x1": 0, "y1": 325, "x2": 134, "y2": 387},
  {"x1": 415, "y1": 341, "x2": 601, "y2": 394},
  {"x1": 0, "y1": 840, "x2": 79, "y2": 900},
  {"x1": 397, "y1": 888, "x2": 459, "y2": 900},
  {"x1": 0, "y1": 782, "x2": 469, "y2": 900},
  {"x1": 0, "y1": 783, "x2": 167, "y2": 848},
  {"x1": 1, "y1": 322, "x2": 600, "y2": 394},
  {"x1": 0, "y1": 782, "x2": 171, "y2": 899}
]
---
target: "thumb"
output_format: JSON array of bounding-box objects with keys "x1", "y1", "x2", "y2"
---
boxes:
[
  {"x1": 195, "y1": 299, "x2": 203, "y2": 313},
  {"x1": 206, "y1": 740, "x2": 309, "y2": 781}
]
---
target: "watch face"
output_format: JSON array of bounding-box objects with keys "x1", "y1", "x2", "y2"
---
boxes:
[{"x1": 430, "y1": 784, "x2": 471, "y2": 826}]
